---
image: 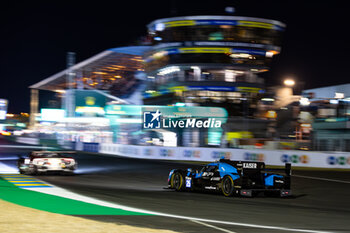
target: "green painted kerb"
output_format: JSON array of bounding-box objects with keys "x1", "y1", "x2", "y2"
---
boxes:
[{"x1": 0, "y1": 178, "x2": 150, "y2": 216}]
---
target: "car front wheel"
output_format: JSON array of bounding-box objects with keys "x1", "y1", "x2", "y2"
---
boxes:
[{"x1": 172, "y1": 172, "x2": 185, "y2": 191}]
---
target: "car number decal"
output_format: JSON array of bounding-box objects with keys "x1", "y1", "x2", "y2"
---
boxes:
[{"x1": 185, "y1": 177, "x2": 192, "y2": 188}]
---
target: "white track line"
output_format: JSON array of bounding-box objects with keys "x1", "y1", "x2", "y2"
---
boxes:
[
  {"x1": 26, "y1": 182, "x2": 333, "y2": 233},
  {"x1": 191, "y1": 220, "x2": 236, "y2": 233},
  {"x1": 293, "y1": 174, "x2": 350, "y2": 184},
  {"x1": 0, "y1": 162, "x2": 19, "y2": 174}
]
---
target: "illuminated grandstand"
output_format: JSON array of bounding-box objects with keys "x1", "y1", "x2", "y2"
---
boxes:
[
  {"x1": 30, "y1": 46, "x2": 149, "y2": 94},
  {"x1": 144, "y1": 15, "x2": 285, "y2": 116},
  {"x1": 28, "y1": 15, "x2": 286, "y2": 147},
  {"x1": 29, "y1": 46, "x2": 150, "y2": 126}
]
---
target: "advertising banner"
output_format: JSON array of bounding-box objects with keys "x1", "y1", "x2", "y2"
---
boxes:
[
  {"x1": 99, "y1": 144, "x2": 350, "y2": 169},
  {"x1": 74, "y1": 90, "x2": 107, "y2": 117}
]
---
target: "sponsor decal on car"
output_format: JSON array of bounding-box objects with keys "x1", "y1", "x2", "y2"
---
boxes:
[
  {"x1": 210, "y1": 177, "x2": 221, "y2": 181},
  {"x1": 243, "y1": 163, "x2": 257, "y2": 169},
  {"x1": 202, "y1": 172, "x2": 214, "y2": 177}
]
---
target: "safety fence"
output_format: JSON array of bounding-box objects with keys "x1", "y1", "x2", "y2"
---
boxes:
[
  {"x1": 99, "y1": 143, "x2": 350, "y2": 169},
  {"x1": 11, "y1": 136, "x2": 350, "y2": 169}
]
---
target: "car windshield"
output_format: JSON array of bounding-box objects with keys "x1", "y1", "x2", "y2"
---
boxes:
[
  {"x1": 34, "y1": 153, "x2": 60, "y2": 158},
  {"x1": 206, "y1": 165, "x2": 218, "y2": 172},
  {"x1": 200, "y1": 165, "x2": 217, "y2": 173}
]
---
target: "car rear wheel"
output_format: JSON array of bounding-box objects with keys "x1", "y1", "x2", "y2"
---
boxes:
[
  {"x1": 172, "y1": 172, "x2": 185, "y2": 191},
  {"x1": 222, "y1": 176, "x2": 235, "y2": 197},
  {"x1": 28, "y1": 165, "x2": 38, "y2": 175}
]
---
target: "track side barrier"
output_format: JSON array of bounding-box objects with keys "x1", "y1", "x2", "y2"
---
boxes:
[
  {"x1": 7, "y1": 136, "x2": 350, "y2": 169},
  {"x1": 99, "y1": 143, "x2": 350, "y2": 169},
  {"x1": 82, "y1": 142, "x2": 100, "y2": 153},
  {"x1": 15, "y1": 137, "x2": 40, "y2": 145}
]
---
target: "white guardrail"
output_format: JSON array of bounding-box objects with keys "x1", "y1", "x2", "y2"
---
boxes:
[
  {"x1": 99, "y1": 143, "x2": 350, "y2": 169},
  {"x1": 15, "y1": 137, "x2": 40, "y2": 145},
  {"x1": 12, "y1": 136, "x2": 350, "y2": 169}
]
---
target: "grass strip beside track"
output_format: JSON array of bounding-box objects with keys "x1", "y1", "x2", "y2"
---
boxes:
[{"x1": 0, "y1": 177, "x2": 150, "y2": 216}]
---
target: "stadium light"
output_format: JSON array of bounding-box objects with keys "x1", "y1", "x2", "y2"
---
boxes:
[{"x1": 284, "y1": 79, "x2": 295, "y2": 87}]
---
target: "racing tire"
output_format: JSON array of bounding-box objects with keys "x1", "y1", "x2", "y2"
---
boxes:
[
  {"x1": 222, "y1": 176, "x2": 235, "y2": 197},
  {"x1": 169, "y1": 173, "x2": 175, "y2": 189},
  {"x1": 30, "y1": 166, "x2": 39, "y2": 175},
  {"x1": 172, "y1": 172, "x2": 185, "y2": 191}
]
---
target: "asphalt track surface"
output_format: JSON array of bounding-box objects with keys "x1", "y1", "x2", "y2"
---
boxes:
[{"x1": 1, "y1": 139, "x2": 350, "y2": 233}]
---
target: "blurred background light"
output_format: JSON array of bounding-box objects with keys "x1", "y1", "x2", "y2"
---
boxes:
[{"x1": 284, "y1": 79, "x2": 295, "y2": 87}]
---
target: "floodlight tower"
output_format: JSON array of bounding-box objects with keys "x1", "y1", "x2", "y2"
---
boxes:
[{"x1": 64, "y1": 52, "x2": 76, "y2": 117}]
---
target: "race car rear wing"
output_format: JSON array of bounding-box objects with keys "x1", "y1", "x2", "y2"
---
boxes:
[
  {"x1": 218, "y1": 159, "x2": 291, "y2": 176},
  {"x1": 264, "y1": 163, "x2": 292, "y2": 176}
]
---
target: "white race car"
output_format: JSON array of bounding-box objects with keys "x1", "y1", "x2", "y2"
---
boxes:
[{"x1": 18, "y1": 151, "x2": 77, "y2": 175}]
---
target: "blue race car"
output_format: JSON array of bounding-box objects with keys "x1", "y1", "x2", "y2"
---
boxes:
[{"x1": 168, "y1": 159, "x2": 291, "y2": 197}]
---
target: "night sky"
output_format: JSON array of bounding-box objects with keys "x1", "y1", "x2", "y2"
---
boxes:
[{"x1": 1, "y1": 1, "x2": 349, "y2": 113}]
